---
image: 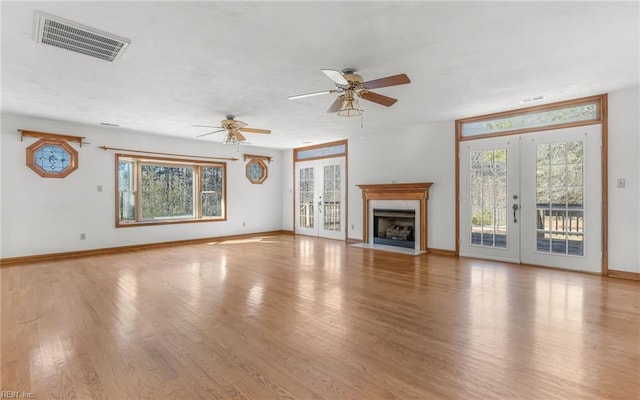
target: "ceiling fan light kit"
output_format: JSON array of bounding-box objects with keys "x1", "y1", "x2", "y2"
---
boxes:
[
  {"x1": 289, "y1": 68, "x2": 411, "y2": 118},
  {"x1": 193, "y1": 115, "x2": 271, "y2": 146},
  {"x1": 223, "y1": 132, "x2": 239, "y2": 145},
  {"x1": 337, "y1": 91, "x2": 363, "y2": 117},
  {"x1": 336, "y1": 103, "x2": 363, "y2": 117}
]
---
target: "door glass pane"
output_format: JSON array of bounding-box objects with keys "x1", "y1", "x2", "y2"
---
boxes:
[
  {"x1": 469, "y1": 149, "x2": 507, "y2": 248},
  {"x1": 323, "y1": 164, "x2": 341, "y2": 231},
  {"x1": 535, "y1": 141, "x2": 584, "y2": 256},
  {"x1": 299, "y1": 167, "x2": 314, "y2": 228}
]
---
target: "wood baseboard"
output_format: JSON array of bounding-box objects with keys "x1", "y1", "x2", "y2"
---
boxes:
[
  {"x1": 608, "y1": 270, "x2": 640, "y2": 281},
  {"x1": 427, "y1": 248, "x2": 457, "y2": 256},
  {"x1": 0, "y1": 230, "x2": 290, "y2": 267}
]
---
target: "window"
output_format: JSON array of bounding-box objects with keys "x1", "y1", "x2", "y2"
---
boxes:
[
  {"x1": 458, "y1": 96, "x2": 603, "y2": 139},
  {"x1": 294, "y1": 139, "x2": 347, "y2": 161},
  {"x1": 26, "y1": 138, "x2": 78, "y2": 178},
  {"x1": 245, "y1": 158, "x2": 268, "y2": 184},
  {"x1": 116, "y1": 154, "x2": 225, "y2": 227}
]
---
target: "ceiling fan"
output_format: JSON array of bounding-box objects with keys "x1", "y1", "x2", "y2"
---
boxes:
[
  {"x1": 288, "y1": 68, "x2": 411, "y2": 116},
  {"x1": 193, "y1": 115, "x2": 271, "y2": 144}
]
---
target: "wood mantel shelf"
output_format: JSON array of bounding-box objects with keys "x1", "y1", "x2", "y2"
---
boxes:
[{"x1": 357, "y1": 182, "x2": 433, "y2": 251}]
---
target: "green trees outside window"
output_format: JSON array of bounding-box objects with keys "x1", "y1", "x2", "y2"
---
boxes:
[{"x1": 117, "y1": 155, "x2": 225, "y2": 226}]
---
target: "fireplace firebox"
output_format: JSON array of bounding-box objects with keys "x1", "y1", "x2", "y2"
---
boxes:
[{"x1": 373, "y1": 209, "x2": 416, "y2": 249}]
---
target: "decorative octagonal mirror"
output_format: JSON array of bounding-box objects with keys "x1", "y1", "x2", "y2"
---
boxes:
[{"x1": 26, "y1": 138, "x2": 78, "y2": 178}]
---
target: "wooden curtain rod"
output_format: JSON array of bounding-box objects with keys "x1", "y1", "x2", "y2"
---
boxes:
[{"x1": 99, "y1": 146, "x2": 238, "y2": 161}]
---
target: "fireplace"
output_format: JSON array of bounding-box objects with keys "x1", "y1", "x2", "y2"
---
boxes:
[
  {"x1": 357, "y1": 183, "x2": 432, "y2": 251},
  {"x1": 373, "y1": 209, "x2": 416, "y2": 248}
]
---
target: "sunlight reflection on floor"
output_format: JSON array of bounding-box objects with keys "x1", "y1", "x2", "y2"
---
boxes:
[{"x1": 207, "y1": 236, "x2": 280, "y2": 245}]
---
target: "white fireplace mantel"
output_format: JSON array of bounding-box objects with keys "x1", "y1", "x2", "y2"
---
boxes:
[{"x1": 357, "y1": 183, "x2": 433, "y2": 251}]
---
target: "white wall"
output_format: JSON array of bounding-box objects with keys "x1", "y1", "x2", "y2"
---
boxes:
[
  {"x1": 281, "y1": 148, "x2": 294, "y2": 231},
  {"x1": 280, "y1": 121, "x2": 455, "y2": 251},
  {"x1": 0, "y1": 113, "x2": 284, "y2": 258},
  {"x1": 608, "y1": 86, "x2": 640, "y2": 273},
  {"x1": 347, "y1": 121, "x2": 456, "y2": 251}
]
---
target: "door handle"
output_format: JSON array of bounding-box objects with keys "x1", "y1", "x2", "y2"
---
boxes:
[
  {"x1": 512, "y1": 203, "x2": 519, "y2": 223},
  {"x1": 318, "y1": 200, "x2": 323, "y2": 212}
]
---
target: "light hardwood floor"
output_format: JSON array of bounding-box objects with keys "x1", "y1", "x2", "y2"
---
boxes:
[{"x1": 2, "y1": 234, "x2": 639, "y2": 399}]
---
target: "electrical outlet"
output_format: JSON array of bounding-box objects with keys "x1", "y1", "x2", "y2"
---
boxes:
[
  {"x1": 351, "y1": 224, "x2": 355, "y2": 230},
  {"x1": 80, "y1": 233, "x2": 86, "y2": 240},
  {"x1": 242, "y1": 221, "x2": 246, "y2": 227},
  {"x1": 97, "y1": 185, "x2": 103, "y2": 192}
]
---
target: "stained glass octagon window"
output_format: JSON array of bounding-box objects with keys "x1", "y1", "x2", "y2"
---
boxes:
[
  {"x1": 246, "y1": 158, "x2": 267, "y2": 184},
  {"x1": 26, "y1": 139, "x2": 78, "y2": 178}
]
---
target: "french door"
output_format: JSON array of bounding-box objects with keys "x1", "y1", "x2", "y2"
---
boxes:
[
  {"x1": 459, "y1": 125, "x2": 602, "y2": 273},
  {"x1": 460, "y1": 136, "x2": 520, "y2": 263},
  {"x1": 295, "y1": 157, "x2": 346, "y2": 240}
]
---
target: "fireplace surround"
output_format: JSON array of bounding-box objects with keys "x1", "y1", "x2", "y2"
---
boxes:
[{"x1": 357, "y1": 182, "x2": 433, "y2": 251}]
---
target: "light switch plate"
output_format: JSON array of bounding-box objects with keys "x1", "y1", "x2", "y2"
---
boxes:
[{"x1": 617, "y1": 178, "x2": 626, "y2": 188}]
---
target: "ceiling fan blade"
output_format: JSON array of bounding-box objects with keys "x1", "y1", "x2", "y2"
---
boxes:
[
  {"x1": 327, "y1": 95, "x2": 345, "y2": 113},
  {"x1": 322, "y1": 69, "x2": 349, "y2": 85},
  {"x1": 359, "y1": 91, "x2": 398, "y2": 107},
  {"x1": 362, "y1": 73, "x2": 411, "y2": 90},
  {"x1": 192, "y1": 124, "x2": 219, "y2": 128},
  {"x1": 288, "y1": 90, "x2": 336, "y2": 100},
  {"x1": 239, "y1": 127, "x2": 271, "y2": 134},
  {"x1": 235, "y1": 132, "x2": 247, "y2": 142},
  {"x1": 197, "y1": 129, "x2": 225, "y2": 137}
]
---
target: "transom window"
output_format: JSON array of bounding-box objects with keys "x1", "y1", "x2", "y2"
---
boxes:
[
  {"x1": 116, "y1": 154, "x2": 226, "y2": 227},
  {"x1": 458, "y1": 97, "x2": 602, "y2": 139},
  {"x1": 294, "y1": 139, "x2": 347, "y2": 161}
]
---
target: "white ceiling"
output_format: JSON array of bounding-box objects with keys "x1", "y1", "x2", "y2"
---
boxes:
[{"x1": 2, "y1": 1, "x2": 638, "y2": 149}]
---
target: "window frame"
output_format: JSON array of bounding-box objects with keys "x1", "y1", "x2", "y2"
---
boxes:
[
  {"x1": 115, "y1": 154, "x2": 226, "y2": 228},
  {"x1": 293, "y1": 139, "x2": 347, "y2": 162},
  {"x1": 457, "y1": 95, "x2": 603, "y2": 141},
  {"x1": 26, "y1": 138, "x2": 78, "y2": 178}
]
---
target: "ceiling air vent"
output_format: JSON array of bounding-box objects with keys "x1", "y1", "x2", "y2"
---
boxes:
[{"x1": 35, "y1": 12, "x2": 130, "y2": 63}]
